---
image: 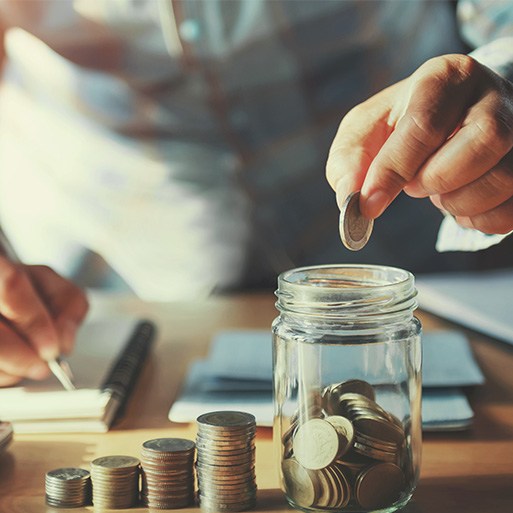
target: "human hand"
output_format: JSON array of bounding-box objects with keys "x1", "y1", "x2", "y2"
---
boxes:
[
  {"x1": 327, "y1": 54, "x2": 513, "y2": 234},
  {"x1": 0, "y1": 257, "x2": 89, "y2": 386}
]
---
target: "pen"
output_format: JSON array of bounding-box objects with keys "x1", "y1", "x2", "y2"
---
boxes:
[
  {"x1": 0, "y1": 228, "x2": 76, "y2": 390},
  {"x1": 47, "y1": 357, "x2": 76, "y2": 391}
]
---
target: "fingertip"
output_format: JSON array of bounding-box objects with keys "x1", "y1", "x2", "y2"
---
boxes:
[
  {"x1": 360, "y1": 190, "x2": 391, "y2": 219},
  {"x1": 40, "y1": 344, "x2": 60, "y2": 361},
  {"x1": 429, "y1": 194, "x2": 443, "y2": 210},
  {"x1": 27, "y1": 361, "x2": 51, "y2": 380},
  {"x1": 404, "y1": 181, "x2": 429, "y2": 198},
  {"x1": 456, "y1": 216, "x2": 474, "y2": 229},
  {"x1": 335, "y1": 175, "x2": 360, "y2": 211}
]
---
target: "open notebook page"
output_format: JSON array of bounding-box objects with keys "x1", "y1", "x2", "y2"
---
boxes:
[{"x1": 0, "y1": 318, "x2": 137, "y2": 422}]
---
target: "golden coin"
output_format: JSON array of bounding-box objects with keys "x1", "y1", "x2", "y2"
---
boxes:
[
  {"x1": 321, "y1": 384, "x2": 336, "y2": 412},
  {"x1": 355, "y1": 433, "x2": 399, "y2": 452},
  {"x1": 282, "y1": 421, "x2": 298, "y2": 444},
  {"x1": 325, "y1": 415, "x2": 354, "y2": 458},
  {"x1": 355, "y1": 462, "x2": 405, "y2": 509},
  {"x1": 353, "y1": 441, "x2": 398, "y2": 463},
  {"x1": 331, "y1": 380, "x2": 376, "y2": 403},
  {"x1": 322, "y1": 466, "x2": 343, "y2": 509},
  {"x1": 282, "y1": 458, "x2": 319, "y2": 508},
  {"x1": 328, "y1": 463, "x2": 351, "y2": 508},
  {"x1": 334, "y1": 460, "x2": 367, "y2": 480},
  {"x1": 314, "y1": 468, "x2": 334, "y2": 508},
  {"x1": 353, "y1": 415, "x2": 405, "y2": 445},
  {"x1": 293, "y1": 419, "x2": 340, "y2": 470},
  {"x1": 339, "y1": 191, "x2": 374, "y2": 251}
]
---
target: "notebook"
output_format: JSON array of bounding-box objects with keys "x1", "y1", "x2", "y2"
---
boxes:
[
  {"x1": 169, "y1": 330, "x2": 483, "y2": 431},
  {"x1": 0, "y1": 318, "x2": 156, "y2": 433},
  {"x1": 416, "y1": 269, "x2": 513, "y2": 344}
]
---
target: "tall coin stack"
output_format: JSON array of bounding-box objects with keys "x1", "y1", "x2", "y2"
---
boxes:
[
  {"x1": 196, "y1": 411, "x2": 257, "y2": 512},
  {"x1": 140, "y1": 438, "x2": 196, "y2": 509},
  {"x1": 45, "y1": 468, "x2": 92, "y2": 508},
  {"x1": 90, "y1": 456, "x2": 140, "y2": 509}
]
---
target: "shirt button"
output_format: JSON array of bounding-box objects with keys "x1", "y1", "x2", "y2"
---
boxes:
[{"x1": 179, "y1": 19, "x2": 201, "y2": 42}]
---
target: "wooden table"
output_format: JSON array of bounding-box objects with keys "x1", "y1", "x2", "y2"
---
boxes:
[{"x1": 1, "y1": 292, "x2": 513, "y2": 512}]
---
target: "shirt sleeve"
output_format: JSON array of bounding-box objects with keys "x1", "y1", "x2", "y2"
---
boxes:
[
  {"x1": 457, "y1": 0, "x2": 513, "y2": 81},
  {"x1": 436, "y1": 1, "x2": 513, "y2": 253}
]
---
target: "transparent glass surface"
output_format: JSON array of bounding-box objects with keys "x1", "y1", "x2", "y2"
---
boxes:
[{"x1": 272, "y1": 265, "x2": 422, "y2": 513}]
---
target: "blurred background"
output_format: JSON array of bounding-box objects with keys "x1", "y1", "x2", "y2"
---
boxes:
[{"x1": 0, "y1": 0, "x2": 512, "y2": 301}]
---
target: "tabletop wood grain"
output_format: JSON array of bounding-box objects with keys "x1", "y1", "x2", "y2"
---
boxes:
[{"x1": 1, "y1": 292, "x2": 512, "y2": 513}]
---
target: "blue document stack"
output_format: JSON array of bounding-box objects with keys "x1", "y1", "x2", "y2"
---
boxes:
[{"x1": 169, "y1": 330, "x2": 484, "y2": 431}]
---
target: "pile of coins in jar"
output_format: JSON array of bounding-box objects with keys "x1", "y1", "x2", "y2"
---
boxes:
[
  {"x1": 44, "y1": 411, "x2": 256, "y2": 511},
  {"x1": 281, "y1": 379, "x2": 410, "y2": 511}
]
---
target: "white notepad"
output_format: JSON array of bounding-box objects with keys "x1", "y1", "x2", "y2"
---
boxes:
[
  {"x1": 169, "y1": 330, "x2": 482, "y2": 431},
  {"x1": 0, "y1": 318, "x2": 155, "y2": 433}
]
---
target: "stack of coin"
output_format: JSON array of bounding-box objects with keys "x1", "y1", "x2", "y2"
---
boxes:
[
  {"x1": 196, "y1": 411, "x2": 257, "y2": 512},
  {"x1": 140, "y1": 438, "x2": 195, "y2": 509},
  {"x1": 281, "y1": 379, "x2": 408, "y2": 511},
  {"x1": 0, "y1": 421, "x2": 13, "y2": 452},
  {"x1": 90, "y1": 455, "x2": 140, "y2": 509},
  {"x1": 45, "y1": 468, "x2": 92, "y2": 508}
]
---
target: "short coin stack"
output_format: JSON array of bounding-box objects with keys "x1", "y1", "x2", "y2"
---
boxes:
[
  {"x1": 281, "y1": 379, "x2": 407, "y2": 511},
  {"x1": 196, "y1": 411, "x2": 257, "y2": 512},
  {"x1": 45, "y1": 468, "x2": 92, "y2": 508},
  {"x1": 90, "y1": 455, "x2": 140, "y2": 509},
  {"x1": 0, "y1": 421, "x2": 13, "y2": 452},
  {"x1": 140, "y1": 438, "x2": 196, "y2": 509}
]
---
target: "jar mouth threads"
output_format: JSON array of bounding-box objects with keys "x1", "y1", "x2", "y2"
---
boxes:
[{"x1": 275, "y1": 264, "x2": 417, "y2": 321}]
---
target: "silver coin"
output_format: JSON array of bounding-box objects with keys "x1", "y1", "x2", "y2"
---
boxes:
[
  {"x1": 142, "y1": 438, "x2": 195, "y2": 454},
  {"x1": 91, "y1": 455, "x2": 140, "y2": 470},
  {"x1": 197, "y1": 411, "x2": 256, "y2": 429},
  {"x1": 46, "y1": 468, "x2": 90, "y2": 481},
  {"x1": 339, "y1": 191, "x2": 374, "y2": 251}
]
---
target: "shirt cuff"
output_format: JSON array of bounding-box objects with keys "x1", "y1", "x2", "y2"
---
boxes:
[
  {"x1": 436, "y1": 214, "x2": 512, "y2": 252},
  {"x1": 469, "y1": 36, "x2": 513, "y2": 82}
]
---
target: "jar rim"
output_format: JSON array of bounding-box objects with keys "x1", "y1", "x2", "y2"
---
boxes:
[
  {"x1": 279, "y1": 264, "x2": 413, "y2": 291},
  {"x1": 276, "y1": 264, "x2": 417, "y2": 320}
]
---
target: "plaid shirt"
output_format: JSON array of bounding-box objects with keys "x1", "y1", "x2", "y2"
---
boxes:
[{"x1": 0, "y1": 0, "x2": 512, "y2": 299}]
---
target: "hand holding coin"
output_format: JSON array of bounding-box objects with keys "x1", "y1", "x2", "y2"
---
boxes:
[{"x1": 326, "y1": 54, "x2": 513, "y2": 235}]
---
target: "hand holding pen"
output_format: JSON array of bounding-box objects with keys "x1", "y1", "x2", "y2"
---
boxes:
[{"x1": 0, "y1": 253, "x2": 88, "y2": 387}]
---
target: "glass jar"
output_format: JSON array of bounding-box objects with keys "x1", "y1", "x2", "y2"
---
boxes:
[{"x1": 272, "y1": 264, "x2": 421, "y2": 513}]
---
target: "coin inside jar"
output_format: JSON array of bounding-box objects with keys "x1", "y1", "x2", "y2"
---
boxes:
[
  {"x1": 355, "y1": 462, "x2": 405, "y2": 509},
  {"x1": 339, "y1": 191, "x2": 373, "y2": 251},
  {"x1": 293, "y1": 419, "x2": 340, "y2": 470},
  {"x1": 324, "y1": 415, "x2": 354, "y2": 458},
  {"x1": 282, "y1": 458, "x2": 320, "y2": 508}
]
